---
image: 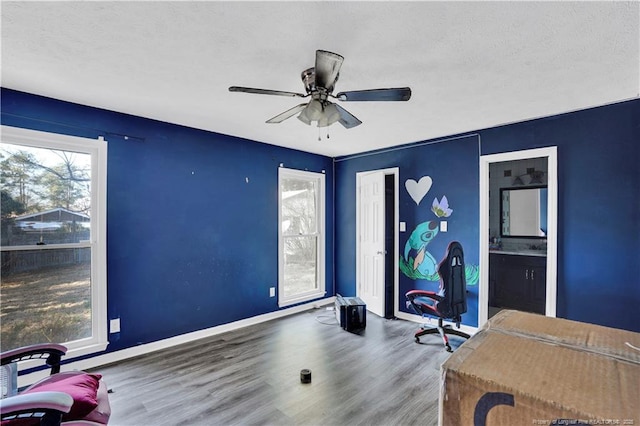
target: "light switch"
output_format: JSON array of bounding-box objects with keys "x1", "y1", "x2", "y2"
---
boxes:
[
  {"x1": 440, "y1": 221, "x2": 448, "y2": 232},
  {"x1": 400, "y1": 222, "x2": 406, "y2": 232}
]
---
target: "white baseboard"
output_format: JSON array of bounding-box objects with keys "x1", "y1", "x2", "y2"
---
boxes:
[{"x1": 17, "y1": 297, "x2": 335, "y2": 388}]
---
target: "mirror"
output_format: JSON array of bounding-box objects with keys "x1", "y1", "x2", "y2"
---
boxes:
[{"x1": 500, "y1": 186, "x2": 547, "y2": 238}]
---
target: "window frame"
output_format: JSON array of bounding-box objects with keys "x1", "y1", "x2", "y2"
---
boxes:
[
  {"x1": 278, "y1": 167, "x2": 326, "y2": 307},
  {"x1": 0, "y1": 125, "x2": 108, "y2": 359}
]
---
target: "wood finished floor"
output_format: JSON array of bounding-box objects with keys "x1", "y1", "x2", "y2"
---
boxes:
[{"x1": 95, "y1": 309, "x2": 466, "y2": 426}]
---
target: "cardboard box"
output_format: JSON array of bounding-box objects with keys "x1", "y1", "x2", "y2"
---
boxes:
[{"x1": 440, "y1": 310, "x2": 640, "y2": 425}]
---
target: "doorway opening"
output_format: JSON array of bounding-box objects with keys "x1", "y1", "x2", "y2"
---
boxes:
[
  {"x1": 356, "y1": 168, "x2": 399, "y2": 318},
  {"x1": 479, "y1": 147, "x2": 558, "y2": 328}
]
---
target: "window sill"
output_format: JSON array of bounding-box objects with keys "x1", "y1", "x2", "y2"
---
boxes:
[
  {"x1": 278, "y1": 291, "x2": 327, "y2": 308},
  {"x1": 14, "y1": 340, "x2": 109, "y2": 377}
]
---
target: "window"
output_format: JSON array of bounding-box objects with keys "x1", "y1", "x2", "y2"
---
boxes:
[
  {"x1": 1, "y1": 126, "x2": 107, "y2": 357},
  {"x1": 278, "y1": 167, "x2": 325, "y2": 307}
]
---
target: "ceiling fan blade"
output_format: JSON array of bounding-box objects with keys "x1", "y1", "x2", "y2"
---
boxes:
[
  {"x1": 266, "y1": 103, "x2": 308, "y2": 123},
  {"x1": 229, "y1": 86, "x2": 306, "y2": 98},
  {"x1": 314, "y1": 50, "x2": 344, "y2": 92},
  {"x1": 334, "y1": 104, "x2": 362, "y2": 129},
  {"x1": 336, "y1": 87, "x2": 412, "y2": 102}
]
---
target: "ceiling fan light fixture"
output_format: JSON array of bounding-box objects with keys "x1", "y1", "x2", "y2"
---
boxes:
[
  {"x1": 307, "y1": 100, "x2": 324, "y2": 121},
  {"x1": 297, "y1": 108, "x2": 312, "y2": 125},
  {"x1": 318, "y1": 103, "x2": 340, "y2": 128},
  {"x1": 317, "y1": 117, "x2": 331, "y2": 127}
]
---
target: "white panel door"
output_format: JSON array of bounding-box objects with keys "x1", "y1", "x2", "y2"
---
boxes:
[{"x1": 357, "y1": 171, "x2": 385, "y2": 317}]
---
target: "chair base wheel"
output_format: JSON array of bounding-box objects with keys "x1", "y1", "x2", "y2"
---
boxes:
[{"x1": 413, "y1": 320, "x2": 470, "y2": 352}]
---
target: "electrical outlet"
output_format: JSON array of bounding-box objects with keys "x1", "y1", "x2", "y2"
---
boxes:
[
  {"x1": 110, "y1": 318, "x2": 120, "y2": 334},
  {"x1": 269, "y1": 287, "x2": 276, "y2": 298}
]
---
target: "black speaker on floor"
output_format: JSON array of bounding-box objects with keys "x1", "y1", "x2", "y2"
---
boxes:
[{"x1": 335, "y1": 295, "x2": 366, "y2": 333}]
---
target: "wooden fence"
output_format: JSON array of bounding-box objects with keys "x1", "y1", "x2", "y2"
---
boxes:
[{"x1": 1, "y1": 247, "x2": 91, "y2": 275}]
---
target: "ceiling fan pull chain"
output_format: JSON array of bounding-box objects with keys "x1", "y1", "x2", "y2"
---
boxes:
[{"x1": 318, "y1": 127, "x2": 321, "y2": 141}]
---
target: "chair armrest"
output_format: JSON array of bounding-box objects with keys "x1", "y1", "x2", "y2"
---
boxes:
[
  {"x1": 0, "y1": 391, "x2": 73, "y2": 419},
  {"x1": 406, "y1": 289, "x2": 443, "y2": 302},
  {"x1": 1, "y1": 344, "x2": 67, "y2": 374}
]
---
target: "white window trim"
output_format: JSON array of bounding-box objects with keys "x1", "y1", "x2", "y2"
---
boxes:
[
  {"x1": 1, "y1": 125, "x2": 108, "y2": 360},
  {"x1": 278, "y1": 167, "x2": 326, "y2": 307}
]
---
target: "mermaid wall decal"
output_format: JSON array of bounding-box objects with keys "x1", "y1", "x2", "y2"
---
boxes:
[
  {"x1": 399, "y1": 219, "x2": 479, "y2": 284},
  {"x1": 399, "y1": 220, "x2": 441, "y2": 281},
  {"x1": 400, "y1": 177, "x2": 479, "y2": 285}
]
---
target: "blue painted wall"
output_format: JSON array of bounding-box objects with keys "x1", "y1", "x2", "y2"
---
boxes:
[
  {"x1": 3, "y1": 86, "x2": 638, "y2": 361},
  {"x1": 335, "y1": 136, "x2": 481, "y2": 327},
  {"x1": 481, "y1": 100, "x2": 640, "y2": 332},
  {"x1": 1, "y1": 88, "x2": 335, "y2": 352},
  {"x1": 335, "y1": 99, "x2": 640, "y2": 332}
]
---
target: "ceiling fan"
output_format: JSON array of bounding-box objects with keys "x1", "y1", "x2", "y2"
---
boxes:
[{"x1": 229, "y1": 50, "x2": 411, "y2": 129}]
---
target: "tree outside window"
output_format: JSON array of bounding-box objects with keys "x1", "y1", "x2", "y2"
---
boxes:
[
  {"x1": 0, "y1": 128, "x2": 107, "y2": 357},
  {"x1": 278, "y1": 168, "x2": 325, "y2": 306}
]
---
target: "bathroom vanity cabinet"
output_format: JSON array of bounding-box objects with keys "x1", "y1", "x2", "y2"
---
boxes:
[{"x1": 489, "y1": 252, "x2": 546, "y2": 314}]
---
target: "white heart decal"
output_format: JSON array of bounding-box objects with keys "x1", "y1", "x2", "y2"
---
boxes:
[{"x1": 405, "y1": 176, "x2": 432, "y2": 205}]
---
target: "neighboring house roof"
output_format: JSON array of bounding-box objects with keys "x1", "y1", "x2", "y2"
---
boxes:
[{"x1": 14, "y1": 207, "x2": 90, "y2": 222}]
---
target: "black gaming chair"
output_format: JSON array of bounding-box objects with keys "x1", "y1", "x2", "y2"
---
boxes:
[{"x1": 406, "y1": 241, "x2": 470, "y2": 352}]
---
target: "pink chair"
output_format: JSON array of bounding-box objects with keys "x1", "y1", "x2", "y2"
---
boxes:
[{"x1": 1, "y1": 344, "x2": 111, "y2": 425}]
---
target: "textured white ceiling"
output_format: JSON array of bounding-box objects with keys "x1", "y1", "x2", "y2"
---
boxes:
[{"x1": 2, "y1": 1, "x2": 638, "y2": 157}]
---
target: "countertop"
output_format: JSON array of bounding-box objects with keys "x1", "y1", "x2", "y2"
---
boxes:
[{"x1": 489, "y1": 249, "x2": 547, "y2": 257}]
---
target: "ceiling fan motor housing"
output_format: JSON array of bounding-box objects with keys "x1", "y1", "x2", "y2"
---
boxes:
[{"x1": 301, "y1": 68, "x2": 316, "y2": 94}]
